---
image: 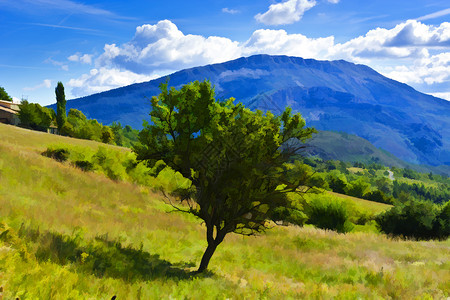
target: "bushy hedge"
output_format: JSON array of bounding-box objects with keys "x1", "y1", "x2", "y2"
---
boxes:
[
  {"x1": 306, "y1": 198, "x2": 353, "y2": 233},
  {"x1": 376, "y1": 200, "x2": 450, "y2": 240}
]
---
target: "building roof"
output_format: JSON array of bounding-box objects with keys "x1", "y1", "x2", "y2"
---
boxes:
[
  {"x1": 0, "y1": 105, "x2": 18, "y2": 114},
  {"x1": 0, "y1": 100, "x2": 20, "y2": 112}
]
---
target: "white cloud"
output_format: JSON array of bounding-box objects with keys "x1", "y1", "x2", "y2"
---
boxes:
[
  {"x1": 327, "y1": 0, "x2": 340, "y2": 3},
  {"x1": 327, "y1": 20, "x2": 450, "y2": 64},
  {"x1": 417, "y1": 8, "x2": 450, "y2": 21},
  {"x1": 429, "y1": 92, "x2": 450, "y2": 101},
  {"x1": 222, "y1": 8, "x2": 240, "y2": 14},
  {"x1": 68, "y1": 19, "x2": 450, "y2": 98},
  {"x1": 23, "y1": 79, "x2": 52, "y2": 91},
  {"x1": 96, "y1": 20, "x2": 241, "y2": 74},
  {"x1": 255, "y1": 0, "x2": 316, "y2": 25},
  {"x1": 243, "y1": 29, "x2": 334, "y2": 58},
  {"x1": 383, "y1": 52, "x2": 450, "y2": 85},
  {"x1": 68, "y1": 53, "x2": 93, "y2": 64},
  {"x1": 2, "y1": 0, "x2": 120, "y2": 18},
  {"x1": 68, "y1": 68, "x2": 157, "y2": 97},
  {"x1": 45, "y1": 58, "x2": 69, "y2": 71}
]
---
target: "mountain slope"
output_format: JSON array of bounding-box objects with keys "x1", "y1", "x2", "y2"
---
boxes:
[{"x1": 53, "y1": 55, "x2": 450, "y2": 166}]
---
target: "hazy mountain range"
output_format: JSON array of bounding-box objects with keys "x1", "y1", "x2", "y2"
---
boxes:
[{"x1": 52, "y1": 55, "x2": 450, "y2": 167}]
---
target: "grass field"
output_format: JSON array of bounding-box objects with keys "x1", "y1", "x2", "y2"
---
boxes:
[{"x1": 1, "y1": 124, "x2": 449, "y2": 299}]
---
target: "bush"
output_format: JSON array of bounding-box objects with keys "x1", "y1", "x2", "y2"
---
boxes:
[
  {"x1": 74, "y1": 160, "x2": 95, "y2": 172},
  {"x1": 92, "y1": 147, "x2": 127, "y2": 181},
  {"x1": 376, "y1": 200, "x2": 450, "y2": 240},
  {"x1": 364, "y1": 190, "x2": 393, "y2": 204},
  {"x1": 42, "y1": 147, "x2": 70, "y2": 162},
  {"x1": 306, "y1": 198, "x2": 353, "y2": 233}
]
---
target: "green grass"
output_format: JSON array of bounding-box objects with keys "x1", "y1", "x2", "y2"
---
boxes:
[{"x1": 1, "y1": 124, "x2": 449, "y2": 299}]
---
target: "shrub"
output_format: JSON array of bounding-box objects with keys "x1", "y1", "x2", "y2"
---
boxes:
[
  {"x1": 92, "y1": 146, "x2": 127, "y2": 181},
  {"x1": 306, "y1": 198, "x2": 353, "y2": 233},
  {"x1": 376, "y1": 200, "x2": 449, "y2": 240},
  {"x1": 364, "y1": 190, "x2": 393, "y2": 204},
  {"x1": 42, "y1": 147, "x2": 70, "y2": 162},
  {"x1": 346, "y1": 178, "x2": 371, "y2": 198},
  {"x1": 74, "y1": 160, "x2": 95, "y2": 172}
]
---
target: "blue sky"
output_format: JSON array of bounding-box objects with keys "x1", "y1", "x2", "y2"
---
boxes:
[{"x1": 0, "y1": 0, "x2": 449, "y2": 105}]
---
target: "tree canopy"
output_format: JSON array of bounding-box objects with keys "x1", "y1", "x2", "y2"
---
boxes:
[
  {"x1": 134, "y1": 80, "x2": 316, "y2": 272},
  {"x1": 18, "y1": 100, "x2": 55, "y2": 131},
  {"x1": 0, "y1": 86, "x2": 13, "y2": 102}
]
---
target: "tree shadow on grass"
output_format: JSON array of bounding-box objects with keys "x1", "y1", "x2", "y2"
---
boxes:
[{"x1": 19, "y1": 226, "x2": 208, "y2": 282}]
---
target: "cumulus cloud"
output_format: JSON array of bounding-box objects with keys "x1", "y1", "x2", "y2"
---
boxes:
[
  {"x1": 68, "y1": 19, "x2": 450, "y2": 98},
  {"x1": 243, "y1": 29, "x2": 334, "y2": 58},
  {"x1": 68, "y1": 68, "x2": 157, "y2": 97},
  {"x1": 96, "y1": 20, "x2": 240, "y2": 74},
  {"x1": 383, "y1": 52, "x2": 450, "y2": 85},
  {"x1": 23, "y1": 79, "x2": 52, "y2": 91},
  {"x1": 327, "y1": 20, "x2": 450, "y2": 64},
  {"x1": 68, "y1": 53, "x2": 93, "y2": 64},
  {"x1": 255, "y1": 0, "x2": 316, "y2": 25}
]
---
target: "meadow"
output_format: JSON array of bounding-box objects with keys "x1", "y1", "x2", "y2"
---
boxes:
[{"x1": 0, "y1": 123, "x2": 449, "y2": 299}]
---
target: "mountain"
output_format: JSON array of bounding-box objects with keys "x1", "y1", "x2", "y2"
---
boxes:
[{"x1": 52, "y1": 54, "x2": 450, "y2": 166}]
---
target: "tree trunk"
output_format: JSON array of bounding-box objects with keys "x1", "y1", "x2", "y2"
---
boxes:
[{"x1": 197, "y1": 242, "x2": 218, "y2": 273}]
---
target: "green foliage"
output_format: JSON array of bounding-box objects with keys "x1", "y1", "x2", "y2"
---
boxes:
[
  {"x1": 101, "y1": 126, "x2": 114, "y2": 144},
  {"x1": 92, "y1": 146, "x2": 128, "y2": 181},
  {"x1": 73, "y1": 160, "x2": 94, "y2": 171},
  {"x1": 271, "y1": 207, "x2": 308, "y2": 227},
  {"x1": 364, "y1": 190, "x2": 393, "y2": 204},
  {"x1": 42, "y1": 146, "x2": 70, "y2": 162},
  {"x1": 306, "y1": 198, "x2": 353, "y2": 233},
  {"x1": 110, "y1": 122, "x2": 123, "y2": 146},
  {"x1": 326, "y1": 170, "x2": 348, "y2": 194},
  {"x1": 346, "y1": 178, "x2": 371, "y2": 198},
  {"x1": 55, "y1": 82, "x2": 66, "y2": 132},
  {"x1": 18, "y1": 100, "x2": 55, "y2": 131},
  {"x1": 134, "y1": 80, "x2": 316, "y2": 271},
  {"x1": 393, "y1": 180, "x2": 449, "y2": 204},
  {"x1": 0, "y1": 86, "x2": 13, "y2": 101},
  {"x1": 376, "y1": 199, "x2": 450, "y2": 240},
  {"x1": 62, "y1": 109, "x2": 139, "y2": 147}
]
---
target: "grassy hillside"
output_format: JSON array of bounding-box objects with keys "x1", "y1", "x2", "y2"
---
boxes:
[{"x1": 0, "y1": 124, "x2": 449, "y2": 299}]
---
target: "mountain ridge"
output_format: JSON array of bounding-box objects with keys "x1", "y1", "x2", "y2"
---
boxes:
[{"x1": 50, "y1": 54, "x2": 450, "y2": 166}]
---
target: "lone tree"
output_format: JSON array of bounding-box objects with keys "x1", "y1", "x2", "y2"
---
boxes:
[
  {"x1": 134, "y1": 80, "x2": 316, "y2": 272},
  {"x1": 55, "y1": 81, "x2": 66, "y2": 132}
]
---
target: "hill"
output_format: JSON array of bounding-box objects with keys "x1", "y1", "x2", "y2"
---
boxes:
[
  {"x1": 1, "y1": 123, "x2": 449, "y2": 299},
  {"x1": 51, "y1": 54, "x2": 450, "y2": 167},
  {"x1": 307, "y1": 130, "x2": 450, "y2": 176}
]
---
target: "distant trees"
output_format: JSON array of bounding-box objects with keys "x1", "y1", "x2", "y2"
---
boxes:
[
  {"x1": 55, "y1": 82, "x2": 67, "y2": 133},
  {"x1": 61, "y1": 108, "x2": 139, "y2": 146},
  {"x1": 376, "y1": 200, "x2": 449, "y2": 240},
  {"x1": 134, "y1": 80, "x2": 316, "y2": 272},
  {"x1": 0, "y1": 86, "x2": 13, "y2": 102},
  {"x1": 18, "y1": 100, "x2": 55, "y2": 131}
]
